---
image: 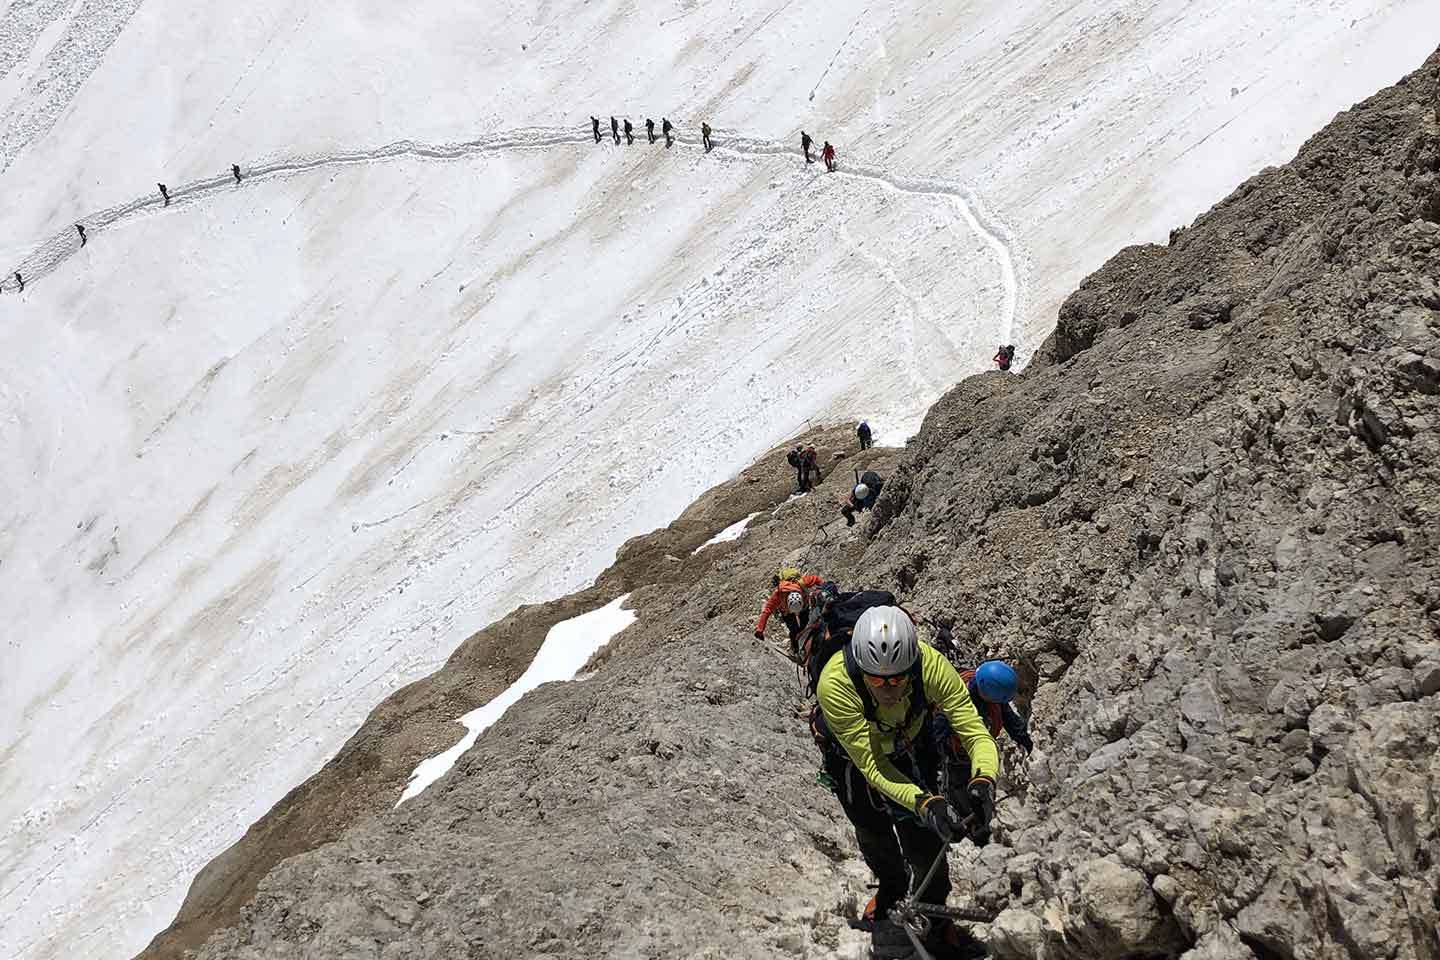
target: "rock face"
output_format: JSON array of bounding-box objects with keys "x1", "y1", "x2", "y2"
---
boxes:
[{"x1": 175, "y1": 49, "x2": 1439, "y2": 960}]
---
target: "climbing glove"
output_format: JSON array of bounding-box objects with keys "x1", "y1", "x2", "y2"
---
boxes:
[
  {"x1": 919, "y1": 794, "x2": 958, "y2": 842},
  {"x1": 1015, "y1": 733, "x2": 1035, "y2": 755},
  {"x1": 968, "y1": 778, "x2": 996, "y2": 847},
  {"x1": 753, "y1": 630, "x2": 765, "y2": 641}
]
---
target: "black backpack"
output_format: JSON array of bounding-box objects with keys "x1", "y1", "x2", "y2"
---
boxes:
[
  {"x1": 797, "y1": 587, "x2": 896, "y2": 693},
  {"x1": 801, "y1": 588, "x2": 931, "y2": 752}
]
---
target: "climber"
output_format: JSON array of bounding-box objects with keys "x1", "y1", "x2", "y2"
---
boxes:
[
  {"x1": 801, "y1": 130, "x2": 814, "y2": 163},
  {"x1": 701, "y1": 121, "x2": 713, "y2": 152},
  {"x1": 822, "y1": 140, "x2": 836, "y2": 172},
  {"x1": 158, "y1": 183, "x2": 170, "y2": 206},
  {"x1": 799, "y1": 445, "x2": 821, "y2": 492},
  {"x1": 611, "y1": 116, "x2": 620, "y2": 145},
  {"x1": 662, "y1": 118, "x2": 674, "y2": 148},
  {"x1": 842, "y1": 470, "x2": 884, "y2": 527},
  {"x1": 75, "y1": 224, "x2": 87, "y2": 246},
  {"x1": 993, "y1": 344, "x2": 1016, "y2": 371},
  {"x1": 754, "y1": 570, "x2": 824, "y2": 644},
  {"x1": 857, "y1": 420, "x2": 872, "y2": 450},
  {"x1": 646, "y1": 117, "x2": 656, "y2": 144},
  {"x1": 623, "y1": 119, "x2": 634, "y2": 145},
  {"x1": 591, "y1": 116, "x2": 602, "y2": 143},
  {"x1": 14, "y1": 272, "x2": 23, "y2": 292},
  {"x1": 813, "y1": 606, "x2": 998, "y2": 958},
  {"x1": 960, "y1": 660, "x2": 1034, "y2": 754},
  {"x1": 232, "y1": 163, "x2": 242, "y2": 184}
]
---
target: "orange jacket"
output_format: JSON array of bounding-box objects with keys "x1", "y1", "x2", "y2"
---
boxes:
[{"x1": 756, "y1": 575, "x2": 824, "y2": 632}]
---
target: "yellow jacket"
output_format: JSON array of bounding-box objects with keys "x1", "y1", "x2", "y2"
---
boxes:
[{"x1": 817, "y1": 643, "x2": 999, "y2": 812}]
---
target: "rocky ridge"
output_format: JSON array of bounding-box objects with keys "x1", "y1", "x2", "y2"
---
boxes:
[{"x1": 164, "y1": 48, "x2": 1437, "y2": 960}]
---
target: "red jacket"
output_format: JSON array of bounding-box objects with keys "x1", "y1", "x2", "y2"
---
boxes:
[{"x1": 756, "y1": 575, "x2": 823, "y2": 632}]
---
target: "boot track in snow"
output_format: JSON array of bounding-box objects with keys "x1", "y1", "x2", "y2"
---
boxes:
[{"x1": 1, "y1": 125, "x2": 1021, "y2": 344}]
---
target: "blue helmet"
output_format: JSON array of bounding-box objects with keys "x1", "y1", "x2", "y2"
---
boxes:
[{"x1": 974, "y1": 661, "x2": 1019, "y2": 703}]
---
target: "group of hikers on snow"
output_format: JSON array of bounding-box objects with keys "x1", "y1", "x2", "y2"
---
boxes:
[
  {"x1": 750, "y1": 567, "x2": 1032, "y2": 958},
  {"x1": 5, "y1": 164, "x2": 247, "y2": 292},
  {"x1": 590, "y1": 116, "x2": 837, "y2": 169},
  {"x1": 594, "y1": 115, "x2": 679, "y2": 148}
]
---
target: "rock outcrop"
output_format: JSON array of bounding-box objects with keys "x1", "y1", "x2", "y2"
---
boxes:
[{"x1": 165, "y1": 48, "x2": 1439, "y2": 960}]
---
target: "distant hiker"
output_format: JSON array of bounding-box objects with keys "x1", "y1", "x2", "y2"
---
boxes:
[
  {"x1": 811, "y1": 606, "x2": 998, "y2": 958},
  {"x1": 822, "y1": 140, "x2": 836, "y2": 172},
  {"x1": 75, "y1": 224, "x2": 87, "y2": 246},
  {"x1": 801, "y1": 131, "x2": 813, "y2": 163},
  {"x1": 14, "y1": 272, "x2": 22, "y2": 292},
  {"x1": 662, "y1": 118, "x2": 674, "y2": 148},
  {"x1": 610, "y1": 116, "x2": 620, "y2": 145},
  {"x1": 591, "y1": 116, "x2": 602, "y2": 143},
  {"x1": 959, "y1": 660, "x2": 1034, "y2": 755},
  {"x1": 754, "y1": 571, "x2": 824, "y2": 645},
  {"x1": 158, "y1": 183, "x2": 170, "y2": 206},
  {"x1": 800, "y1": 444, "x2": 821, "y2": 491},
  {"x1": 623, "y1": 119, "x2": 634, "y2": 145},
  {"x1": 857, "y1": 420, "x2": 872, "y2": 450},
  {"x1": 786, "y1": 445, "x2": 805, "y2": 490},
  {"x1": 701, "y1": 121, "x2": 713, "y2": 152},
  {"x1": 646, "y1": 117, "x2": 656, "y2": 144},
  {"x1": 842, "y1": 470, "x2": 884, "y2": 526},
  {"x1": 993, "y1": 344, "x2": 1016, "y2": 371},
  {"x1": 231, "y1": 164, "x2": 242, "y2": 184}
]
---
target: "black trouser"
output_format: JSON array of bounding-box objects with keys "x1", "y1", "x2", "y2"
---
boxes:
[
  {"x1": 823, "y1": 733, "x2": 949, "y2": 922},
  {"x1": 859, "y1": 434, "x2": 871, "y2": 450}
]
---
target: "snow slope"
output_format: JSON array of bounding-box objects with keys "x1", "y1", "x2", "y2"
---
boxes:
[
  {"x1": 397, "y1": 594, "x2": 635, "y2": 804},
  {"x1": 0, "y1": 1, "x2": 1433, "y2": 957}
]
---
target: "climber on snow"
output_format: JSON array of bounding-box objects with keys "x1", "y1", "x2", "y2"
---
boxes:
[
  {"x1": 822, "y1": 140, "x2": 836, "y2": 172},
  {"x1": 624, "y1": 119, "x2": 634, "y2": 144},
  {"x1": 158, "y1": 183, "x2": 170, "y2": 206},
  {"x1": 993, "y1": 344, "x2": 1016, "y2": 371},
  {"x1": 232, "y1": 163, "x2": 242, "y2": 184},
  {"x1": 812, "y1": 606, "x2": 998, "y2": 958},
  {"x1": 646, "y1": 117, "x2": 656, "y2": 144},
  {"x1": 801, "y1": 131, "x2": 814, "y2": 163},
  {"x1": 701, "y1": 121, "x2": 713, "y2": 152},
  {"x1": 857, "y1": 420, "x2": 872, "y2": 450},
  {"x1": 611, "y1": 116, "x2": 621, "y2": 145},
  {"x1": 663, "y1": 118, "x2": 674, "y2": 148},
  {"x1": 75, "y1": 224, "x2": 87, "y2": 246},
  {"x1": 592, "y1": 116, "x2": 602, "y2": 143}
]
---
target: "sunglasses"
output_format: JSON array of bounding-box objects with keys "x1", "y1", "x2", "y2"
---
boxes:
[{"x1": 863, "y1": 673, "x2": 910, "y2": 688}]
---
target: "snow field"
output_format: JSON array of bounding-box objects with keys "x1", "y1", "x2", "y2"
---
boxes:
[{"x1": 1, "y1": 1, "x2": 1436, "y2": 958}]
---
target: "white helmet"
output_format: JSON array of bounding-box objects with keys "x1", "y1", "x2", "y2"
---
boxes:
[
  {"x1": 786, "y1": 591, "x2": 806, "y2": 614},
  {"x1": 853, "y1": 483, "x2": 871, "y2": 501},
  {"x1": 851, "y1": 606, "x2": 918, "y2": 676}
]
